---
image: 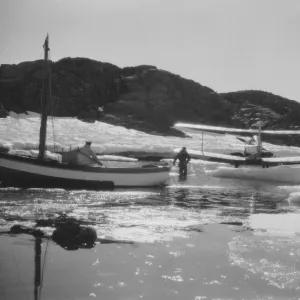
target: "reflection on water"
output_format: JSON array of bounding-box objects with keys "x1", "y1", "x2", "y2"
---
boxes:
[
  {"x1": 0, "y1": 185, "x2": 292, "y2": 243},
  {"x1": 229, "y1": 234, "x2": 300, "y2": 291},
  {"x1": 1, "y1": 162, "x2": 300, "y2": 299},
  {"x1": 34, "y1": 236, "x2": 42, "y2": 300}
]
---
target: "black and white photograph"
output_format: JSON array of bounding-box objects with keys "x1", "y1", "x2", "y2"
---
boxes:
[{"x1": 1, "y1": 1, "x2": 300, "y2": 299}]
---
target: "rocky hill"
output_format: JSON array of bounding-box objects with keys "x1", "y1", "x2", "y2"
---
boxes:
[
  {"x1": 221, "y1": 91, "x2": 300, "y2": 146},
  {"x1": 1, "y1": 58, "x2": 300, "y2": 145}
]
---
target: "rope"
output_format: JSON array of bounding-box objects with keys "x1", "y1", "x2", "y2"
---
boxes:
[
  {"x1": 51, "y1": 119, "x2": 56, "y2": 152},
  {"x1": 48, "y1": 50, "x2": 57, "y2": 153},
  {"x1": 201, "y1": 131, "x2": 204, "y2": 154}
]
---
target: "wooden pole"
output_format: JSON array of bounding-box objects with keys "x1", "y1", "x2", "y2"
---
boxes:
[
  {"x1": 38, "y1": 34, "x2": 49, "y2": 159},
  {"x1": 257, "y1": 122, "x2": 262, "y2": 158}
]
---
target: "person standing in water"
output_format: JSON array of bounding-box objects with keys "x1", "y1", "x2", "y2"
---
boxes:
[{"x1": 173, "y1": 147, "x2": 191, "y2": 176}]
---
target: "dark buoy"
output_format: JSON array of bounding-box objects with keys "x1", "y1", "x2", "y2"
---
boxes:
[{"x1": 52, "y1": 221, "x2": 97, "y2": 250}]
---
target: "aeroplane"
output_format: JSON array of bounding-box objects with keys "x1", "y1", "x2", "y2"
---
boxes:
[{"x1": 174, "y1": 122, "x2": 300, "y2": 168}]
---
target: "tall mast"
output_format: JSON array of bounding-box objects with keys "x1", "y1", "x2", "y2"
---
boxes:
[{"x1": 38, "y1": 35, "x2": 50, "y2": 159}]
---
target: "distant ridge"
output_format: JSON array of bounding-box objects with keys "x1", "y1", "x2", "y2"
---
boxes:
[{"x1": 1, "y1": 58, "x2": 300, "y2": 146}]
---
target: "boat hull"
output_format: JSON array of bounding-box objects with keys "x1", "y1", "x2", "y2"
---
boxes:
[{"x1": 0, "y1": 154, "x2": 170, "y2": 189}]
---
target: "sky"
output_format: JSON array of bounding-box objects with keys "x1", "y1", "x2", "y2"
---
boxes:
[{"x1": 1, "y1": 0, "x2": 300, "y2": 101}]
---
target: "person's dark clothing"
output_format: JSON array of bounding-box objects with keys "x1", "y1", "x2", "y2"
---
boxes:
[{"x1": 173, "y1": 150, "x2": 191, "y2": 175}]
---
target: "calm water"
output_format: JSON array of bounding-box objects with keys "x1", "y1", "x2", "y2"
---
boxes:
[{"x1": 1, "y1": 161, "x2": 300, "y2": 300}]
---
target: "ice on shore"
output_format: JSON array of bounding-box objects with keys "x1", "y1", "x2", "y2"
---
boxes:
[
  {"x1": 211, "y1": 165, "x2": 300, "y2": 184},
  {"x1": 2, "y1": 112, "x2": 300, "y2": 184}
]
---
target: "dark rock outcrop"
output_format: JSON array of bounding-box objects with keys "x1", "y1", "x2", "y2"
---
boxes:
[
  {"x1": 0, "y1": 58, "x2": 238, "y2": 138},
  {"x1": 0, "y1": 58, "x2": 121, "y2": 118},
  {"x1": 221, "y1": 90, "x2": 300, "y2": 129},
  {"x1": 105, "y1": 68, "x2": 237, "y2": 136},
  {"x1": 222, "y1": 90, "x2": 300, "y2": 146},
  {"x1": 2, "y1": 59, "x2": 300, "y2": 145}
]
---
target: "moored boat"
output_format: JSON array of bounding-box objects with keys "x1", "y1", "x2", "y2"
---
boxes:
[
  {"x1": 0, "y1": 152, "x2": 170, "y2": 188},
  {"x1": 0, "y1": 36, "x2": 170, "y2": 189}
]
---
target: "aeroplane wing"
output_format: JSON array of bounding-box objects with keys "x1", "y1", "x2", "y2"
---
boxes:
[
  {"x1": 184, "y1": 151, "x2": 300, "y2": 167},
  {"x1": 173, "y1": 123, "x2": 300, "y2": 167},
  {"x1": 174, "y1": 123, "x2": 300, "y2": 136},
  {"x1": 175, "y1": 149, "x2": 246, "y2": 164},
  {"x1": 262, "y1": 157, "x2": 300, "y2": 166}
]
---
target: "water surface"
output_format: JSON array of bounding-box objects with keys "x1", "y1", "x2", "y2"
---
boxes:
[{"x1": 1, "y1": 162, "x2": 300, "y2": 300}]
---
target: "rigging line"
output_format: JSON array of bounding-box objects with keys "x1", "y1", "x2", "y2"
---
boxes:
[
  {"x1": 51, "y1": 118, "x2": 56, "y2": 153},
  {"x1": 201, "y1": 131, "x2": 204, "y2": 154},
  {"x1": 48, "y1": 50, "x2": 57, "y2": 153}
]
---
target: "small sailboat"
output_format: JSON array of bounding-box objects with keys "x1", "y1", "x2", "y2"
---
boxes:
[{"x1": 0, "y1": 35, "x2": 170, "y2": 189}]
